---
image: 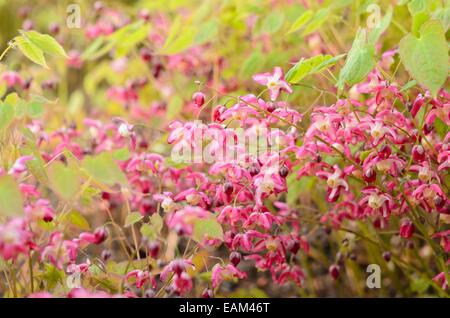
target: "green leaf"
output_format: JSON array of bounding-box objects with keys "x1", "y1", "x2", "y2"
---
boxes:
[
  {"x1": 21, "y1": 30, "x2": 67, "y2": 57},
  {"x1": 260, "y1": 12, "x2": 285, "y2": 34},
  {"x1": 0, "y1": 102, "x2": 15, "y2": 131},
  {"x1": 400, "y1": 79, "x2": 417, "y2": 92},
  {"x1": 140, "y1": 223, "x2": 156, "y2": 240},
  {"x1": 19, "y1": 135, "x2": 49, "y2": 185},
  {"x1": 399, "y1": 20, "x2": 448, "y2": 97},
  {"x1": 195, "y1": 20, "x2": 218, "y2": 45},
  {"x1": 0, "y1": 175, "x2": 24, "y2": 216},
  {"x1": 81, "y1": 37, "x2": 114, "y2": 61},
  {"x1": 288, "y1": 10, "x2": 314, "y2": 34},
  {"x1": 139, "y1": 214, "x2": 163, "y2": 241},
  {"x1": 302, "y1": 8, "x2": 330, "y2": 36},
  {"x1": 368, "y1": 6, "x2": 393, "y2": 45},
  {"x1": 14, "y1": 35, "x2": 47, "y2": 68},
  {"x1": 150, "y1": 213, "x2": 163, "y2": 232},
  {"x1": 193, "y1": 215, "x2": 223, "y2": 242},
  {"x1": 42, "y1": 264, "x2": 65, "y2": 290},
  {"x1": 60, "y1": 210, "x2": 90, "y2": 230},
  {"x1": 113, "y1": 23, "x2": 151, "y2": 57},
  {"x1": 81, "y1": 152, "x2": 128, "y2": 188},
  {"x1": 167, "y1": 95, "x2": 183, "y2": 120},
  {"x1": 48, "y1": 161, "x2": 81, "y2": 201},
  {"x1": 125, "y1": 212, "x2": 143, "y2": 227},
  {"x1": 112, "y1": 147, "x2": 130, "y2": 161},
  {"x1": 240, "y1": 50, "x2": 263, "y2": 78},
  {"x1": 26, "y1": 101, "x2": 44, "y2": 118},
  {"x1": 433, "y1": 7, "x2": 450, "y2": 31},
  {"x1": 412, "y1": 12, "x2": 430, "y2": 36},
  {"x1": 159, "y1": 18, "x2": 197, "y2": 55},
  {"x1": 286, "y1": 54, "x2": 345, "y2": 83},
  {"x1": 337, "y1": 28, "x2": 376, "y2": 90},
  {"x1": 408, "y1": 0, "x2": 428, "y2": 15}
]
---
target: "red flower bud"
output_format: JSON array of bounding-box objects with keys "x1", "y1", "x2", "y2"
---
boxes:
[
  {"x1": 94, "y1": 227, "x2": 108, "y2": 244},
  {"x1": 279, "y1": 165, "x2": 289, "y2": 178},
  {"x1": 412, "y1": 145, "x2": 425, "y2": 162},
  {"x1": 378, "y1": 144, "x2": 391, "y2": 159},
  {"x1": 400, "y1": 219, "x2": 415, "y2": 239},
  {"x1": 363, "y1": 168, "x2": 376, "y2": 183},
  {"x1": 229, "y1": 251, "x2": 241, "y2": 266},
  {"x1": 224, "y1": 181, "x2": 234, "y2": 195},
  {"x1": 192, "y1": 92, "x2": 206, "y2": 108},
  {"x1": 329, "y1": 264, "x2": 340, "y2": 280},
  {"x1": 148, "y1": 241, "x2": 160, "y2": 259},
  {"x1": 201, "y1": 288, "x2": 213, "y2": 298}
]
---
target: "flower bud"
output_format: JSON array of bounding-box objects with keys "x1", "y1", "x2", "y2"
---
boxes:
[
  {"x1": 279, "y1": 165, "x2": 289, "y2": 178},
  {"x1": 412, "y1": 145, "x2": 425, "y2": 162},
  {"x1": 378, "y1": 144, "x2": 391, "y2": 159},
  {"x1": 399, "y1": 219, "x2": 414, "y2": 239},
  {"x1": 329, "y1": 264, "x2": 340, "y2": 280},
  {"x1": 148, "y1": 241, "x2": 160, "y2": 259},
  {"x1": 94, "y1": 227, "x2": 108, "y2": 244},
  {"x1": 224, "y1": 181, "x2": 234, "y2": 195},
  {"x1": 201, "y1": 288, "x2": 213, "y2": 298},
  {"x1": 229, "y1": 251, "x2": 241, "y2": 266},
  {"x1": 192, "y1": 92, "x2": 205, "y2": 108},
  {"x1": 363, "y1": 168, "x2": 376, "y2": 183}
]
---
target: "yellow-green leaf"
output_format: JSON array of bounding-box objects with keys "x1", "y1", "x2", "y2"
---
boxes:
[
  {"x1": 288, "y1": 10, "x2": 313, "y2": 34},
  {"x1": 14, "y1": 35, "x2": 47, "y2": 68},
  {"x1": 81, "y1": 152, "x2": 128, "y2": 188},
  {"x1": 0, "y1": 175, "x2": 24, "y2": 216},
  {"x1": 48, "y1": 161, "x2": 81, "y2": 201},
  {"x1": 125, "y1": 212, "x2": 143, "y2": 227},
  {"x1": 21, "y1": 30, "x2": 67, "y2": 57},
  {"x1": 399, "y1": 20, "x2": 448, "y2": 97},
  {"x1": 193, "y1": 215, "x2": 223, "y2": 242}
]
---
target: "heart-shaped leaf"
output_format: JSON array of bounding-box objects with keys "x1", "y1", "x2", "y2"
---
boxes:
[{"x1": 399, "y1": 20, "x2": 448, "y2": 97}]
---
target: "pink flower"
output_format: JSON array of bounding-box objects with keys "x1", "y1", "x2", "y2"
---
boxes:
[
  {"x1": 166, "y1": 206, "x2": 210, "y2": 236},
  {"x1": 171, "y1": 271, "x2": 193, "y2": 295},
  {"x1": 433, "y1": 272, "x2": 448, "y2": 290},
  {"x1": 399, "y1": 219, "x2": 415, "y2": 239},
  {"x1": 160, "y1": 259, "x2": 195, "y2": 281},
  {"x1": 126, "y1": 270, "x2": 155, "y2": 289},
  {"x1": 316, "y1": 165, "x2": 349, "y2": 202},
  {"x1": 78, "y1": 227, "x2": 108, "y2": 245},
  {"x1": 432, "y1": 230, "x2": 450, "y2": 253},
  {"x1": 1, "y1": 71, "x2": 24, "y2": 87},
  {"x1": 252, "y1": 67, "x2": 292, "y2": 101},
  {"x1": 0, "y1": 218, "x2": 33, "y2": 260},
  {"x1": 8, "y1": 156, "x2": 34, "y2": 175},
  {"x1": 359, "y1": 187, "x2": 395, "y2": 218},
  {"x1": 41, "y1": 232, "x2": 78, "y2": 268},
  {"x1": 211, "y1": 263, "x2": 247, "y2": 288}
]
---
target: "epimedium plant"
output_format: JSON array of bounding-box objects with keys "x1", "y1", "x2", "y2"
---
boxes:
[{"x1": 0, "y1": 0, "x2": 448, "y2": 298}]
